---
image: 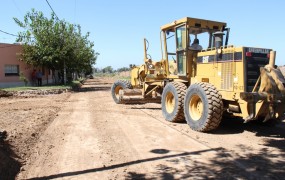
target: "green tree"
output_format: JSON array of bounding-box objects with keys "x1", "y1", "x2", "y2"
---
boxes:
[
  {"x1": 102, "y1": 66, "x2": 113, "y2": 73},
  {"x1": 117, "y1": 67, "x2": 130, "y2": 72},
  {"x1": 14, "y1": 9, "x2": 99, "y2": 83}
]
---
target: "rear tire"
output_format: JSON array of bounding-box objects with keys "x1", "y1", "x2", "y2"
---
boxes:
[
  {"x1": 184, "y1": 82, "x2": 223, "y2": 132},
  {"x1": 161, "y1": 82, "x2": 187, "y2": 122},
  {"x1": 111, "y1": 80, "x2": 132, "y2": 104}
]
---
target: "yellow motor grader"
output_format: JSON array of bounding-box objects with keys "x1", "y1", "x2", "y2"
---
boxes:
[{"x1": 111, "y1": 17, "x2": 285, "y2": 132}]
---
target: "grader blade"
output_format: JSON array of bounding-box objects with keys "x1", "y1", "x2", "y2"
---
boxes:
[{"x1": 118, "y1": 89, "x2": 161, "y2": 104}]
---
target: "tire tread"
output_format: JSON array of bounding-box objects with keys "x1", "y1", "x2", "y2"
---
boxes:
[
  {"x1": 111, "y1": 80, "x2": 132, "y2": 104},
  {"x1": 185, "y1": 82, "x2": 223, "y2": 132},
  {"x1": 162, "y1": 82, "x2": 187, "y2": 123}
]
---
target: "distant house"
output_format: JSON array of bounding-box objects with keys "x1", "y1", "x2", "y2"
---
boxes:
[{"x1": 0, "y1": 43, "x2": 52, "y2": 88}]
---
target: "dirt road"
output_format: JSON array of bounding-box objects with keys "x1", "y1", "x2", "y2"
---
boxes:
[{"x1": 11, "y1": 78, "x2": 285, "y2": 179}]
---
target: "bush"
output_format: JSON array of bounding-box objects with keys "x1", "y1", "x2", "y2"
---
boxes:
[
  {"x1": 77, "y1": 77, "x2": 85, "y2": 84},
  {"x1": 70, "y1": 81, "x2": 82, "y2": 91},
  {"x1": 19, "y1": 72, "x2": 28, "y2": 86}
]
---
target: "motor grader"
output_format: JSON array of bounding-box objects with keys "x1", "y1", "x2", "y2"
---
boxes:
[{"x1": 111, "y1": 17, "x2": 285, "y2": 132}]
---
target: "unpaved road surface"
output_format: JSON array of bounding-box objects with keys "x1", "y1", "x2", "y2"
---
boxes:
[{"x1": 1, "y1": 77, "x2": 285, "y2": 179}]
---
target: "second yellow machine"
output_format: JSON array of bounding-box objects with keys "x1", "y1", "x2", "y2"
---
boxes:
[{"x1": 111, "y1": 17, "x2": 285, "y2": 132}]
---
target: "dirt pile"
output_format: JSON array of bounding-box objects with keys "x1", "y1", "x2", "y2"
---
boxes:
[
  {"x1": 0, "y1": 90, "x2": 13, "y2": 97},
  {"x1": 0, "y1": 92, "x2": 70, "y2": 179},
  {"x1": 13, "y1": 89, "x2": 68, "y2": 97}
]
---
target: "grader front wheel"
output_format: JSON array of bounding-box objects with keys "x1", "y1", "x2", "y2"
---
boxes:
[
  {"x1": 184, "y1": 82, "x2": 223, "y2": 132},
  {"x1": 111, "y1": 80, "x2": 132, "y2": 104},
  {"x1": 161, "y1": 82, "x2": 187, "y2": 123}
]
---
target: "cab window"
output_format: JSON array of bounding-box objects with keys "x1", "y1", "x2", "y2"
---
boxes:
[{"x1": 176, "y1": 26, "x2": 187, "y2": 50}]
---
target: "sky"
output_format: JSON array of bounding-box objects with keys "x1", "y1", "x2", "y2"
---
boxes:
[{"x1": 0, "y1": 0, "x2": 284, "y2": 69}]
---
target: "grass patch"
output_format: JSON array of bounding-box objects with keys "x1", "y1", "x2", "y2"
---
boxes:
[{"x1": 2, "y1": 85, "x2": 71, "y2": 92}]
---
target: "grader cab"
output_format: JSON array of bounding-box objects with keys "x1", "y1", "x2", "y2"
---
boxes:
[{"x1": 111, "y1": 17, "x2": 285, "y2": 132}]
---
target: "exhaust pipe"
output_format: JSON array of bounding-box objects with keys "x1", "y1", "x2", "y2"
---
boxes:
[{"x1": 269, "y1": 51, "x2": 276, "y2": 68}]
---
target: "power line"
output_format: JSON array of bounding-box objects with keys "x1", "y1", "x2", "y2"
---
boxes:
[
  {"x1": 45, "y1": 0, "x2": 59, "y2": 20},
  {"x1": 0, "y1": 29, "x2": 19, "y2": 37},
  {"x1": 0, "y1": 29, "x2": 35, "y2": 39},
  {"x1": 1, "y1": 1, "x2": 58, "y2": 41},
  {"x1": 12, "y1": 0, "x2": 23, "y2": 17}
]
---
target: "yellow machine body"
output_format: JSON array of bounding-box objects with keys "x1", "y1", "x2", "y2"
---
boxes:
[{"x1": 112, "y1": 17, "x2": 285, "y2": 131}]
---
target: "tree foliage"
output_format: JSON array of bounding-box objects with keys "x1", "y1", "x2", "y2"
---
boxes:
[
  {"x1": 102, "y1": 66, "x2": 113, "y2": 73},
  {"x1": 117, "y1": 67, "x2": 130, "y2": 72},
  {"x1": 14, "y1": 9, "x2": 99, "y2": 78}
]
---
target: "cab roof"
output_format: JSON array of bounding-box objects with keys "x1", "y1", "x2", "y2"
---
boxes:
[{"x1": 160, "y1": 17, "x2": 227, "y2": 32}]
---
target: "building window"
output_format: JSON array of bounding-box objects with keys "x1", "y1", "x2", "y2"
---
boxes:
[{"x1": 5, "y1": 65, "x2": 19, "y2": 76}]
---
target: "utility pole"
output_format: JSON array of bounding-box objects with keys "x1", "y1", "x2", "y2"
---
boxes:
[
  {"x1": 64, "y1": 59, "x2": 66, "y2": 85},
  {"x1": 61, "y1": 22, "x2": 66, "y2": 85}
]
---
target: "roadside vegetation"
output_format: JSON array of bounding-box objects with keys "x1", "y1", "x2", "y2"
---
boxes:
[
  {"x1": 2, "y1": 79, "x2": 86, "y2": 92},
  {"x1": 2, "y1": 85, "x2": 71, "y2": 91},
  {"x1": 14, "y1": 9, "x2": 99, "y2": 83},
  {"x1": 93, "y1": 66, "x2": 131, "y2": 80}
]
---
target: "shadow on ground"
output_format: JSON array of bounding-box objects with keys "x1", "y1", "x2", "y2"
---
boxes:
[
  {"x1": 26, "y1": 145, "x2": 285, "y2": 180},
  {"x1": 215, "y1": 117, "x2": 285, "y2": 139},
  {"x1": 0, "y1": 140, "x2": 21, "y2": 180},
  {"x1": 130, "y1": 107, "x2": 161, "y2": 110},
  {"x1": 124, "y1": 145, "x2": 285, "y2": 179}
]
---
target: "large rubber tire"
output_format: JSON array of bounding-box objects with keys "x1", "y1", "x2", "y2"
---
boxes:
[
  {"x1": 161, "y1": 82, "x2": 187, "y2": 123},
  {"x1": 184, "y1": 82, "x2": 223, "y2": 132},
  {"x1": 111, "y1": 80, "x2": 132, "y2": 104}
]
